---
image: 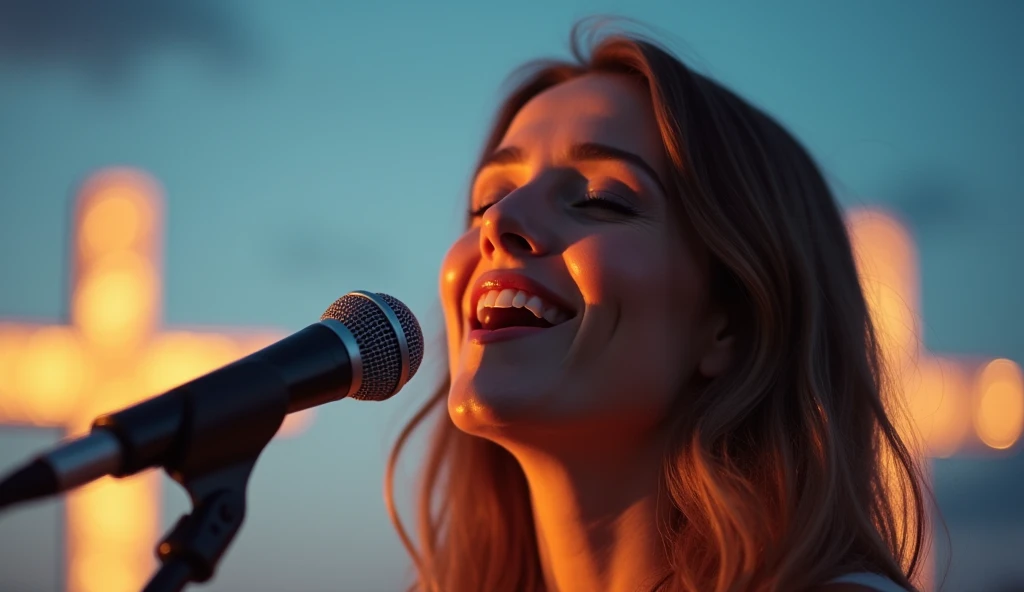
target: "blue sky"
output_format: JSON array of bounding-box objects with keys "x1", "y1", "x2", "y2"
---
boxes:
[{"x1": 1, "y1": 1, "x2": 1022, "y2": 590}]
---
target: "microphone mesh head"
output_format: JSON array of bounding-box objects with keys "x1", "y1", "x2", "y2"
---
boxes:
[{"x1": 320, "y1": 292, "x2": 424, "y2": 401}]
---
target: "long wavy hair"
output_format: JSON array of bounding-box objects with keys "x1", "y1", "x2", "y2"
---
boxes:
[{"x1": 386, "y1": 22, "x2": 928, "y2": 592}]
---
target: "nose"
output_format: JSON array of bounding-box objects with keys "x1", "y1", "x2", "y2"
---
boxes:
[{"x1": 478, "y1": 188, "x2": 554, "y2": 260}]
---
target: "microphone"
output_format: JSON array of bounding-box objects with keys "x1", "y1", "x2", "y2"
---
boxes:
[{"x1": 0, "y1": 290, "x2": 424, "y2": 510}]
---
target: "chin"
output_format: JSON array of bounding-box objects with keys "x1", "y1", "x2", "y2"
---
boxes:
[
  {"x1": 449, "y1": 374, "x2": 529, "y2": 435},
  {"x1": 449, "y1": 366, "x2": 678, "y2": 451},
  {"x1": 450, "y1": 367, "x2": 570, "y2": 432},
  {"x1": 448, "y1": 376, "x2": 630, "y2": 448}
]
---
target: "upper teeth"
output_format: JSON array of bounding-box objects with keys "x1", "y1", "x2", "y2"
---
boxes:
[{"x1": 476, "y1": 288, "x2": 569, "y2": 326}]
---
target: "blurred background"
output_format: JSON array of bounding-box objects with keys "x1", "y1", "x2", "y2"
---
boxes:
[{"x1": 0, "y1": 1, "x2": 1022, "y2": 591}]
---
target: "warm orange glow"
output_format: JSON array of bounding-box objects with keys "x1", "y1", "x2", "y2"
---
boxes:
[
  {"x1": 14, "y1": 328, "x2": 90, "y2": 426},
  {"x1": 68, "y1": 475, "x2": 158, "y2": 592},
  {"x1": 70, "y1": 547, "x2": 136, "y2": 592},
  {"x1": 70, "y1": 378, "x2": 139, "y2": 435},
  {"x1": 0, "y1": 326, "x2": 30, "y2": 420},
  {"x1": 905, "y1": 359, "x2": 971, "y2": 458},
  {"x1": 73, "y1": 251, "x2": 159, "y2": 350},
  {"x1": 0, "y1": 168, "x2": 308, "y2": 592},
  {"x1": 74, "y1": 477, "x2": 155, "y2": 543},
  {"x1": 79, "y1": 187, "x2": 147, "y2": 259},
  {"x1": 452, "y1": 399, "x2": 485, "y2": 416},
  {"x1": 974, "y1": 359, "x2": 1024, "y2": 450},
  {"x1": 848, "y1": 210, "x2": 919, "y2": 364},
  {"x1": 139, "y1": 332, "x2": 242, "y2": 394}
]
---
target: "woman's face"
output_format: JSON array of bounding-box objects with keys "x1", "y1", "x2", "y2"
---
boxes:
[{"x1": 440, "y1": 73, "x2": 728, "y2": 445}]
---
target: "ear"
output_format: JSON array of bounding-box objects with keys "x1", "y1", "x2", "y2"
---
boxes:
[{"x1": 698, "y1": 311, "x2": 734, "y2": 378}]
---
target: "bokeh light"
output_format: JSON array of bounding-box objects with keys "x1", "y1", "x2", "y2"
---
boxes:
[
  {"x1": 848, "y1": 209, "x2": 920, "y2": 363},
  {"x1": 14, "y1": 327, "x2": 90, "y2": 426},
  {"x1": 67, "y1": 475, "x2": 158, "y2": 592},
  {"x1": 139, "y1": 332, "x2": 242, "y2": 394},
  {"x1": 906, "y1": 359, "x2": 972, "y2": 457},
  {"x1": 73, "y1": 251, "x2": 159, "y2": 351},
  {"x1": 0, "y1": 327, "x2": 29, "y2": 419},
  {"x1": 974, "y1": 359, "x2": 1024, "y2": 450},
  {"x1": 79, "y1": 189, "x2": 145, "y2": 259}
]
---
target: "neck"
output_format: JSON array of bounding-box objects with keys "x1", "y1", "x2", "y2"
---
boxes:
[{"x1": 506, "y1": 431, "x2": 673, "y2": 592}]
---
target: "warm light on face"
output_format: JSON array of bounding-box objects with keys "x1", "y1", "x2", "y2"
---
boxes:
[
  {"x1": 974, "y1": 359, "x2": 1024, "y2": 450},
  {"x1": 0, "y1": 168, "x2": 307, "y2": 592}
]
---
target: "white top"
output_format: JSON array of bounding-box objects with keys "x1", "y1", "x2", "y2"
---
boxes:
[{"x1": 828, "y1": 572, "x2": 908, "y2": 591}]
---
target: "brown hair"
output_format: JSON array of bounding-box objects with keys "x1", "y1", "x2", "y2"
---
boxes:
[{"x1": 386, "y1": 21, "x2": 928, "y2": 592}]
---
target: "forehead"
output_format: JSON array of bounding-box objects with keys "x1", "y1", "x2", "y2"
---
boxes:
[{"x1": 499, "y1": 73, "x2": 664, "y2": 169}]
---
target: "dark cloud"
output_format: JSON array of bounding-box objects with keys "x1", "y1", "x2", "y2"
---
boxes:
[{"x1": 0, "y1": 0, "x2": 254, "y2": 85}]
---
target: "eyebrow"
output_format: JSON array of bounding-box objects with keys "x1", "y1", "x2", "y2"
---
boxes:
[{"x1": 476, "y1": 142, "x2": 667, "y2": 194}]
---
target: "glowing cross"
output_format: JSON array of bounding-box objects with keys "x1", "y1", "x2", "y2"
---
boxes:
[
  {"x1": 0, "y1": 169, "x2": 312, "y2": 592},
  {"x1": 847, "y1": 208, "x2": 1023, "y2": 591}
]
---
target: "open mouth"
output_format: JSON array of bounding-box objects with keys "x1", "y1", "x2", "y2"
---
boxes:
[{"x1": 471, "y1": 288, "x2": 574, "y2": 332}]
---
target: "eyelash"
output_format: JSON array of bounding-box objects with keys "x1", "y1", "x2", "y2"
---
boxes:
[
  {"x1": 579, "y1": 192, "x2": 638, "y2": 216},
  {"x1": 469, "y1": 191, "x2": 637, "y2": 218}
]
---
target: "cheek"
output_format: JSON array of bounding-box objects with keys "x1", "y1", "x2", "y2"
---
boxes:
[
  {"x1": 565, "y1": 231, "x2": 680, "y2": 311},
  {"x1": 566, "y1": 231, "x2": 704, "y2": 397},
  {"x1": 439, "y1": 230, "x2": 480, "y2": 362}
]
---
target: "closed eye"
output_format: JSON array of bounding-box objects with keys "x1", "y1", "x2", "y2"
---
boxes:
[
  {"x1": 573, "y1": 192, "x2": 638, "y2": 216},
  {"x1": 469, "y1": 188, "x2": 515, "y2": 218},
  {"x1": 469, "y1": 197, "x2": 512, "y2": 219},
  {"x1": 469, "y1": 202, "x2": 494, "y2": 218},
  {"x1": 470, "y1": 186, "x2": 638, "y2": 219}
]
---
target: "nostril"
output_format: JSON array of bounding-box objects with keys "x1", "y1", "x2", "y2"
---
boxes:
[{"x1": 500, "y1": 233, "x2": 533, "y2": 254}]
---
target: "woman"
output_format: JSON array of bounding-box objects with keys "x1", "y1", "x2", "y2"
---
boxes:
[{"x1": 387, "y1": 22, "x2": 928, "y2": 592}]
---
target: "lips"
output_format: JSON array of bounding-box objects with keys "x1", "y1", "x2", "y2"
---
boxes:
[{"x1": 467, "y1": 271, "x2": 576, "y2": 341}]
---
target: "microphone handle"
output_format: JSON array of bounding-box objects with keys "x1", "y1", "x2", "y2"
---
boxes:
[
  {"x1": 95, "y1": 320, "x2": 354, "y2": 479},
  {"x1": 0, "y1": 320, "x2": 356, "y2": 509}
]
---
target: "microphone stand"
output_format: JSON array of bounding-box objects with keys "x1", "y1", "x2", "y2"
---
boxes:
[
  {"x1": 94, "y1": 358, "x2": 292, "y2": 592},
  {"x1": 143, "y1": 463, "x2": 255, "y2": 592}
]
